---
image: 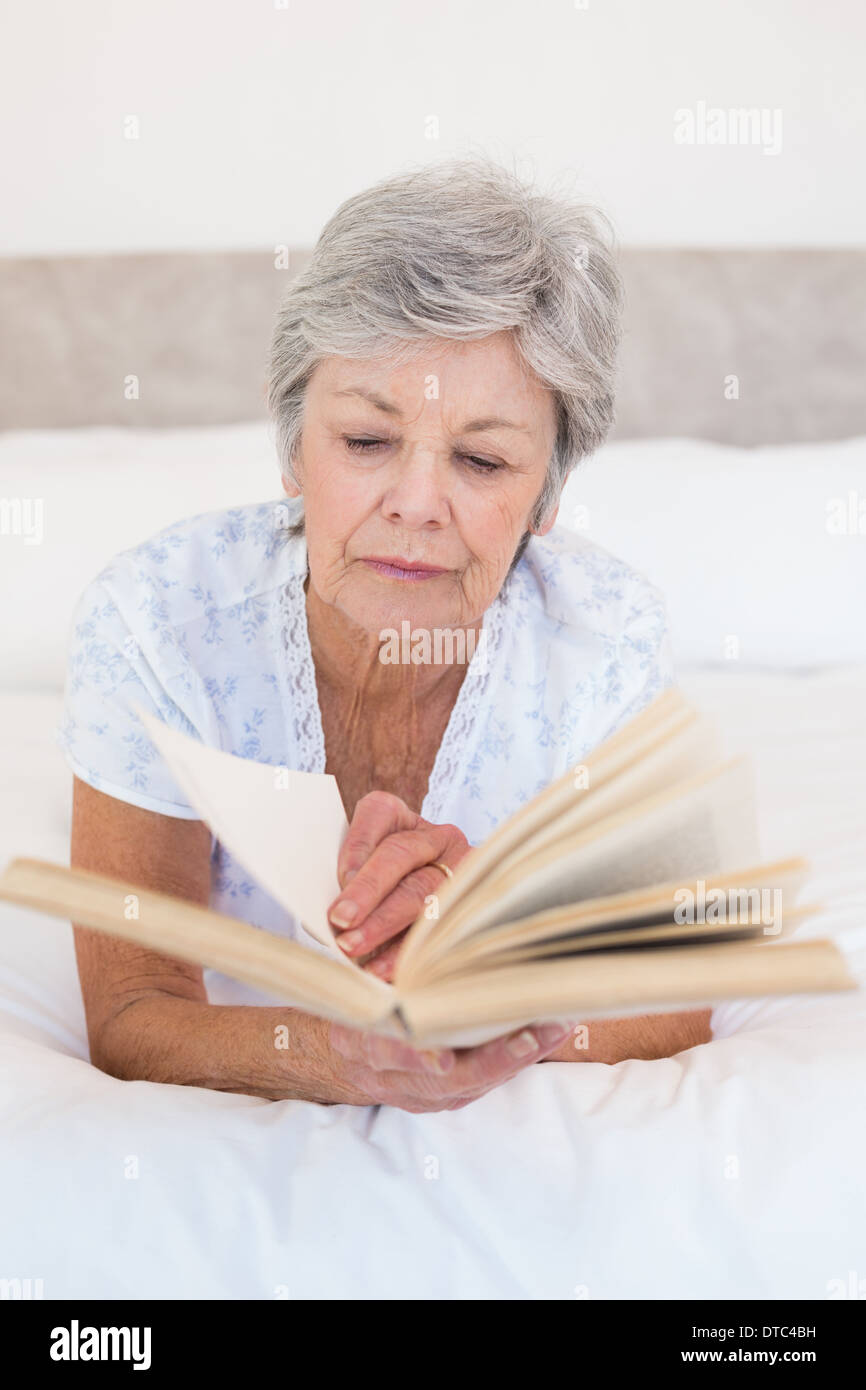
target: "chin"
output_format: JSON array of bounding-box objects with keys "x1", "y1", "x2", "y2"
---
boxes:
[{"x1": 343, "y1": 576, "x2": 465, "y2": 638}]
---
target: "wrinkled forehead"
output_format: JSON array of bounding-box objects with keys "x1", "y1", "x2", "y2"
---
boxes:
[{"x1": 308, "y1": 335, "x2": 556, "y2": 441}]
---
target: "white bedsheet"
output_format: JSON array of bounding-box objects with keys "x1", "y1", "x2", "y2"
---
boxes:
[{"x1": 0, "y1": 671, "x2": 864, "y2": 1300}]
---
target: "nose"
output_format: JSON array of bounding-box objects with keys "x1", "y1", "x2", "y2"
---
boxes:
[{"x1": 381, "y1": 444, "x2": 451, "y2": 529}]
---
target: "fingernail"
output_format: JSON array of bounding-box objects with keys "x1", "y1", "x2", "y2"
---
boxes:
[
  {"x1": 536, "y1": 1023, "x2": 574, "y2": 1046},
  {"x1": 507, "y1": 1030, "x2": 540, "y2": 1060},
  {"x1": 330, "y1": 900, "x2": 358, "y2": 928},
  {"x1": 343, "y1": 867, "x2": 358, "y2": 885},
  {"x1": 423, "y1": 1049, "x2": 454, "y2": 1074},
  {"x1": 337, "y1": 929, "x2": 363, "y2": 953}
]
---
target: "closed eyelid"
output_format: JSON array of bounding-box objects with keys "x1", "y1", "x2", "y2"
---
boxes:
[{"x1": 343, "y1": 434, "x2": 507, "y2": 468}]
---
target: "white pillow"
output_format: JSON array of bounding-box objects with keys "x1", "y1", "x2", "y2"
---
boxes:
[
  {"x1": 560, "y1": 436, "x2": 866, "y2": 668},
  {"x1": 2, "y1": 426, "x2": 864, "y2": 689},
  {"x1": 0, "y1": 424, "x2": 279, "y2": 689}
]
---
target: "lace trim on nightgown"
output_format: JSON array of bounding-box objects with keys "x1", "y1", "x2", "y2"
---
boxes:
[
  {"x1": 277, "y1": 566, "x2": 510, "y2": 819},
  {"x1": 279, "y1": 572, "x2": 328, "y2": 775},
  {"x1": 420, "y1": 588, "x2": 508, "y2": 823}
]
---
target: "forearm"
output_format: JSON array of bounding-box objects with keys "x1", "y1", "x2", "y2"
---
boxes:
[
  {"x1": 92, "y1": 993, "x2": 370, "y2": 1104},
  {"x1": 541, "y1": 1008, "x2": 713, "y2": 1064}
]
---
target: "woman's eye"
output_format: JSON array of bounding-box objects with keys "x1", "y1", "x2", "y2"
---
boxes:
[
  {"x1": 344, "y1": 437, "x2": 386, "y2": 453},
  {"x1": 460, "y1": 454, "x2": 502, "y2": 473},
  {"x1": 343, "y1": 438, "x2": 501, "y2": 472}
]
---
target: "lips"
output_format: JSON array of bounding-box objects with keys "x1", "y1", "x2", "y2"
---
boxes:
[{"x1": 362, "y1": 556, "x2": 448, "y2": 581}]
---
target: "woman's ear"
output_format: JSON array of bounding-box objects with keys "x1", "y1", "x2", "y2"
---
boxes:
[
  {"x1": 280, "y1": 444, "x2": 304, "y2": 500},
  {"x1": 531, "y1": 503, "x2": 560, "y2": 537},
  {"x1": 281, "y1": 454, "x2": 303, "y2": 499}
]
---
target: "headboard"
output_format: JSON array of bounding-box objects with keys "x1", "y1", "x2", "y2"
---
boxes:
[{"x1": 1, "y1": 249, "x2": 864, "y2": 444}]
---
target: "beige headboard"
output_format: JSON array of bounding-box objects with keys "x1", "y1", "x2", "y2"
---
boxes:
[{"x1": 1, "y1": 248, "x2": 863, "y2": 444}]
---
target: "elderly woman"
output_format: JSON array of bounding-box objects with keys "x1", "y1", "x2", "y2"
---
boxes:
[{"x1": 63, "y1": 159, "x2": 710, "y2": 1111}]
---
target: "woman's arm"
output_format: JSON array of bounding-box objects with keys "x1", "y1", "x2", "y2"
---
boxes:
[
  {"x1": 70, "y1": 777, "x2": 357, "y2": 1099},
  {"x1": 70, "y1": 779, "x2": 571, "y2": 1106},
  {"x1": 540, "y1": 1009, "x2": 713, "y2": 1064}
]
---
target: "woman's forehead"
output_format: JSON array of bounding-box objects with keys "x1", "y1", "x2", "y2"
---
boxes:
[{"x1": 311, "y1": 337, "x2": 554, "y2": 420}]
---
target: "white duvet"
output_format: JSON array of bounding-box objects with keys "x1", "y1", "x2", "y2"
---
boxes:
[{"x1": 0, "y1": 670, "x2": 864, "y2": 1300}]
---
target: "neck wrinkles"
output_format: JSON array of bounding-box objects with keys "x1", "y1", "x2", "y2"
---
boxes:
[{"x1": 303, "y1": 570, "x2": 482, "y2": 708}]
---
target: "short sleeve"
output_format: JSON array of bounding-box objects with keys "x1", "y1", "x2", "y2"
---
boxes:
[{"x1": 57, "y1": 574, "x2": 203, "y2": 819}]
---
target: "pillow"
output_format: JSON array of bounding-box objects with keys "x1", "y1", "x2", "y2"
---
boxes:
[
  {"x1": 3, "y1": 426, "x2": 864, "y2": 689},
  {"x1": 559, "y1": 436, "x2": 866, "y2": 668},
  {"x1": 0, "y1": 424, "x2": 279, "y2": 689}
]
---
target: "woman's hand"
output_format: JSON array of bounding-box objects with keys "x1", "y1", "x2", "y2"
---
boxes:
[
  {"x1": 327, "y1": 791, "x2": 472, "y2": 976},
  {"x1": 327, "y1": 1018, "x2": 576, "y2": 1112}
]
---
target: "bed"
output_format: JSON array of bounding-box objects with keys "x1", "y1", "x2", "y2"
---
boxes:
[
  {"x1": 0, "y1": 417, "x2": 864, "y2": 1300},
  {"x1": 0, "y1": 245, "x2": 864, "y2": 1300}
]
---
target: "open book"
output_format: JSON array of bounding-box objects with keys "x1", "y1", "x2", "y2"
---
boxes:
[{"x1": 0, "y1": 688, "x2": 854, "y2": 1047}]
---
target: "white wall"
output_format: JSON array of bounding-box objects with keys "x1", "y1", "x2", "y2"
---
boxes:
[{"x1": 2, "y1": 0, "x2": 864, "y2": 254}]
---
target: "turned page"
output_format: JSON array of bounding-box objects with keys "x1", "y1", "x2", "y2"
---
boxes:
[{"x1": 138, "y1": 709, "x2": 350, "y2": 952}]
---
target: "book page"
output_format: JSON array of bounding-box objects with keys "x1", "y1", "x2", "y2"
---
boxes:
[
  {"x1": 399, "y1": 709, "x2": 716, "y2": 981},
  {"x1": 494, "y1": 712, "x2": 718, "y2": 875},
  {"x1": 398, "y1": 938, "x2": 855, "y2": 1047},
  {"x1": 397, "y1": 686, "x2": 695, "y2": 977},
  {"x1": 415, "y1": 859, "x2": 809, "y2": 982},
  {"x1": 0, "y1": 858, "x2": 396, "y2": 1026},
  {"x1": 137, "y1": 709, "x2": 349, "y2": 952},
  {"x1": 406, "y1": 758, "x2": 760, "y2": 978}
]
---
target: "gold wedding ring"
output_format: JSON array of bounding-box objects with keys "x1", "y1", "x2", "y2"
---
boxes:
[{"x1": 429, "y1": 860, "x2": 454, "y2": 880}]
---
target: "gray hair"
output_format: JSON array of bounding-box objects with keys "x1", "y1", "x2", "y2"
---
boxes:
[{"x1": 266, "y1": 156, "x2": 623, "y2": 548}]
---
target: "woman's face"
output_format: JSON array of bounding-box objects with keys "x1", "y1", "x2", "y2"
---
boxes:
[{"x1": 285, "y1": 332, "x2": 559, "y2": 634}]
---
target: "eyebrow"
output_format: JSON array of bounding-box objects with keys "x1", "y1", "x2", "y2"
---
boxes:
[{"x1": 331, "y1": 387, "x2": 532, "y2": 434}]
